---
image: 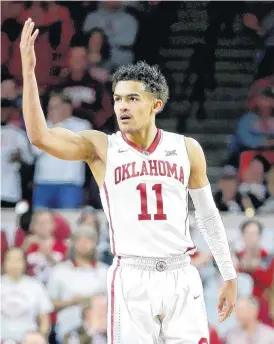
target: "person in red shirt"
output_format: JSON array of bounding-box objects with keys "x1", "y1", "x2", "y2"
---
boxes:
[
  {"x1": 52, "y1": 44, "x2": 113, "y2": 129},
  {"x1": 24, "y1": 209, "x2": 67, "y2": 284},
  {"x1": 237, "y1": 219, "x2": 274, "y2": 327},
  {"x1": 209, "y1": 325, "x2": 223, "y2": 344}
]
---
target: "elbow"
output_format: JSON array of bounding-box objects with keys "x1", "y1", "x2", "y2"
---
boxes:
[
  {"x1": 28, "y1": 131, "x2": 48, "y2": 148},
  {"x1": 29, "y1": 135, "x2": 43, "y2": 147}
]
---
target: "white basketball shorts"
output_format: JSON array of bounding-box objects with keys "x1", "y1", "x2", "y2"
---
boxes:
[{"x1": 107, "y1": 255, "x2": 209, "y2": 344}]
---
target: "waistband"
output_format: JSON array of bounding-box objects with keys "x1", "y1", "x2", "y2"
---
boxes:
[{"x1": 113, "y1": 254, "x2": 191, "y2": 272}]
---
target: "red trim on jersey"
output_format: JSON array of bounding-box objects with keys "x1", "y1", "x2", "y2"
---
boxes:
[
  {"x1": 111, "y1": 256, "x2": 121, "y2": 344},
  {"x1": 122, "y1": 128, "x2": 162, "y2": 154},
  {"x1": 103, "y1": 183, "x2": 116, "y2": 255}
]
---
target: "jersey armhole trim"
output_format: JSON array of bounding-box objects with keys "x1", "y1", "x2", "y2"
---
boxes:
[{"x1": 99, "y1": 134, "x2": 111, "y2": 191}]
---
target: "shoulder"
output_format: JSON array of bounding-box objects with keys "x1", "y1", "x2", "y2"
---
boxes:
[
  {"x1": 184, "y1": 136, "x2": 203, "y2": 151},
  {"x1": 79, "y1": 129, "x2": 107, "y2": 143},
  {"x1": 239, "y1": 112, "x2": 258, "y2": 123},
  {"x1": 162, "y1": 130, "x2": 183, "y2": 141},
  {"x1": 184, "y1": 136, "x2": 205, "y2": 164},
  {"x1": 50, "y1": 260, "x2": 73, "y2": 275},
  {"x1": 22, "y1": 275, "x2": 45, "y2": 289},
  {"x1": 5, "y1": 124, "x2": 26, "y2": 136}
]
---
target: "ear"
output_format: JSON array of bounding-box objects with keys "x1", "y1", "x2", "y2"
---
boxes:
[{"x1": 153, "y1": 99, "x2": 163, "y2": 114}]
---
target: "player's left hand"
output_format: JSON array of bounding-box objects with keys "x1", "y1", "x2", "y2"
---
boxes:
[{"x1": 218, "y1": 279, "x2": 237, "y2": 322}]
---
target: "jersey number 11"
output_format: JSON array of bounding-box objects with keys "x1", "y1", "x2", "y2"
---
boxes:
[{"x1": 137, "y1": 183, "x2": 167, "y2": 220}]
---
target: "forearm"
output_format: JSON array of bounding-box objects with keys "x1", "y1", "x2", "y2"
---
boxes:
[
  {"x1": 38, "y1": 314, "x2": 50, "y2": 337},
  {"x1": 22, "y1": 71, "x2": 48, "y2": 145},
  {"x1": 189, "y1": 184, "x2": 237, "y2": 281},
  {"x1": 52, "y1": 299, "x2": 75, "y2": 312}
]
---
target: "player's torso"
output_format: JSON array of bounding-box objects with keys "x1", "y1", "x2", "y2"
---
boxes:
[{"x1": 100, "y1": 129, "x2": 195, "y2": 258}]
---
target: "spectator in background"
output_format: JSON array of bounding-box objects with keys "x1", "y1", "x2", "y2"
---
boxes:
[
  {"x1": 236, "y1": 220, "x2": 274, "y2": 327},
  {"x1": 259, "y1": 165, "x2": 274, "y2": 213},
  {"x1": 1, "y1": 230, "x2": 9, "y2": 267},
  {"x1": 83, "y1": 1, "x2": 138, "y2": 68},
  {"x1": 53, "y1": 45, "x2": 113, "y2": 129},
  {"x1": 243, "y1": 10, "x2": 274, "y2": 80},
  {"x1": 248, "y1": 74, "x2": 274, "y2": 110},
  {"x1": 77, "y1": 207, "x2": 112, "y2": 265},
  {"x1": 64, "y1": 294, "x2": 107, "y2": 344},
  {"x1": 1, "y1": 98, "x2": 33, "y2": 208},
  {"x1": 225, "y1": 296, "x2": 274, "y2": 344},
  {"x1": 227, "y1": 84, "x2": 274, "y2": 167},
  {"x1": 24, "y1": 209, "x2": 67, "y2": 284},
  {"x1": 1, "y1": 248, "x2": 53, "y2": 341},
  {"x1": 33, "y1": 92, "x2": 90, "y2": 209},
  {"x1": 236, "y1": 220, "x2": 270, "y2": 288},
  {"x1": 238, "y1": 155, "x2": 270, "y2": 209},
  {"x1": 23, "y1": 331, "x2": 48, "y2": 344},
  {"x1": 214, "y1": 166, "x2": 245, "y2": 213},
  {"x1": 4, "y1": 1, "x2": 74, "y2": 90},
  {"x1": 47, "y1": 226, "x2": 108, "y2": 341},
  {"x1": 87, "y1": 27, "x2": 112, "y2": 83}
]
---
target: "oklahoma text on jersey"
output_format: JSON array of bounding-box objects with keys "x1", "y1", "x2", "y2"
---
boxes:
[{"x1": 114, "y1": 160, "x2": 184, "y2": 185}]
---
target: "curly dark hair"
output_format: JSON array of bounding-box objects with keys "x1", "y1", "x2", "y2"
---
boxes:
[{"x1": 112, "y1": 61, "x2": 169, "y2": 108}]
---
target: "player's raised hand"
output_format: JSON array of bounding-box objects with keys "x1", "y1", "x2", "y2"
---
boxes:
[
  {"x1": 20, "y1": 18, "x2": 39, "y2": 74},
  {"x1": 218, "y1": 279, "x2": 237, "y2": 322}
]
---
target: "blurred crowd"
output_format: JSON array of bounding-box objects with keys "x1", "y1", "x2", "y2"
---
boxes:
[
  {"x1": 215, "y1": 5, "x2": 274, "y2": 217},
  {"x1": 1, "y1": 1, "x2": 274, "y2": 344}
]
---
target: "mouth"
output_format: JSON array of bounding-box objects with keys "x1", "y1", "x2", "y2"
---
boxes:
[{"x1": 119, "y1": 114, "x2": 132, "y2": 122}]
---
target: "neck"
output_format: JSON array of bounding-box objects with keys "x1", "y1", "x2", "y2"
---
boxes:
[
  {"x1": 125, "y1": 124, "x2": 158, "y2": 150},
  {"x1": 246, "y1": 247, "x2": 260, "y2": 254},
  {"x1": 8, "y1": 274, "x2": 22, "y2": 282},
  {"x1": 38, "y1": 235, "x2": 53, "y2": 242},
  {"x1": 70, "y1": 69, "x2": 85, "y2": 81},
  {"x1": 74, "y1": 256, "x2": 93, "y2": 266},
  {"x1": 243, "y1": 319, "x2": 258, "y2": 335}
]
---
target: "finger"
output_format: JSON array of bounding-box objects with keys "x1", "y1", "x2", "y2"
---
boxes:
[
  {"x1": 217, "y1": 296, "x2": 225, "y2": 312},
  {"x1": 26, "y1": 22, "x2": 35, "y2": 44},
  {"x1": 219, "y1": 303, "x2": 234, "y2": 322},
  {"x1": 30, "y1": 29, "x2": 39, "y2": 45},
  {"x1": 21, "y1": 18, "x2": 31, "y2": 41}
]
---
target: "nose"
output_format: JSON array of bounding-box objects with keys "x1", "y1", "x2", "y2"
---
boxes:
[
  {"x1": 120, "y1": 106, "x2": 129, "y2": 113},
  {"x1": 119, "y1": 101, "x2": 130, "y2": 112}
]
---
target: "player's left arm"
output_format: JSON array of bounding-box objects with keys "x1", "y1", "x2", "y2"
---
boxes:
[{"x1": 185, "y1": 137, "x2": 237, "y2": 322}]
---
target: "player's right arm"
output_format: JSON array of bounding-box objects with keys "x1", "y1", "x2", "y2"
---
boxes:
[{"x1": 20, "y1": 18, "x2": 106, "y2": 162}]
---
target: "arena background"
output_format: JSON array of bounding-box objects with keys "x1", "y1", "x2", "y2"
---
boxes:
[{"x1": 1, "y1": 1, "x2": 274, "y2": 343}]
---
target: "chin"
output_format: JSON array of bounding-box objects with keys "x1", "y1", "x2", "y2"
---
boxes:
[{"x1": 118, "y1": 124, "x2": 135, "y2": 134}]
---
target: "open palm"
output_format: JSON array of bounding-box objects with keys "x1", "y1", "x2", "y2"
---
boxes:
[{"x1": 20, "y1": 18, "x2": 39, "y2": 74}]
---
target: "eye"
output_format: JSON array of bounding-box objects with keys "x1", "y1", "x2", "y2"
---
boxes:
[
  {"x1": 129, "y1": 97, "x2": 138, "y2": 102},
  {"x1": 114, "y1": 97, "x2": 121, "y2": 103}
]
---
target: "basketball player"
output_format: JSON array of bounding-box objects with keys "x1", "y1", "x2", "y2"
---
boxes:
[{"x1": 20, "y1": 19, "x2": 237, "y2": 344}]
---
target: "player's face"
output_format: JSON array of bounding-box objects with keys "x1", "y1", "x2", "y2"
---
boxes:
[{"x1": 114, "y1": 81, "x2": 162, "y2": 134}]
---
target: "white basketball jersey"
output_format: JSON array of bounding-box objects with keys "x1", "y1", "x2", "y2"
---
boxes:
[{"x1": 100, "y1": 129, "x2": 196, "y2": 258}]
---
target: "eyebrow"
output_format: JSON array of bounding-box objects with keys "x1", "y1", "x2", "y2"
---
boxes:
[{"x1": 113, "y1": 93, "x2": 141, "y2": 98}]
